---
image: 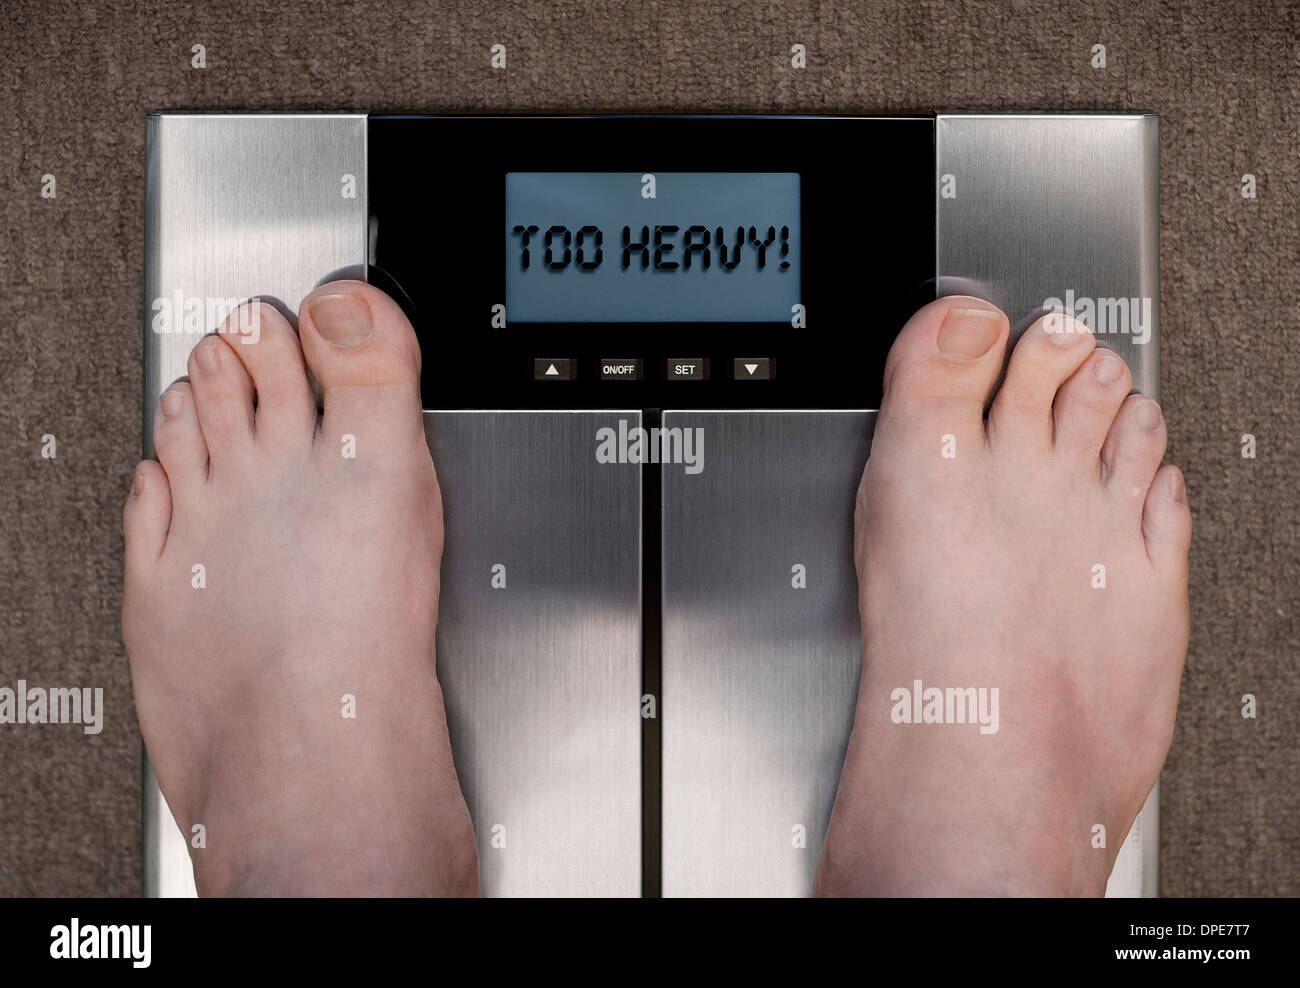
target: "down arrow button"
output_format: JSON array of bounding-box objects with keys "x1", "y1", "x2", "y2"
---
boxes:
[{"x1": 733, "y1": 357, "x2": 772, "y2": 380}]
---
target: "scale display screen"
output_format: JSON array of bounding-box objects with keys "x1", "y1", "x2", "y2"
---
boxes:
[
  {"x1": 369, "y1": 115, "x2": 935, "y2": 407},
  {"x1": 505, "y1": 172, "x2": 801, "y2": 322}
]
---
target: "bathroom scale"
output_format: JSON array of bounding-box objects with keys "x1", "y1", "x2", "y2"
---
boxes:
[{"x1": 143, "y1": 112, "x2": 1160, "y2": 897}]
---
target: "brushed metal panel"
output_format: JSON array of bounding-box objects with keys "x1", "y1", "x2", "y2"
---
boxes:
[
  {"x1": 937, "y1": 113, "x2": 1160, "y2": 400},
  {"x1": 143, "y1": 113, "x2": 367, "y2": 897},
  {"x1": 662, "y1": 407, "x2": 1156, "y2": 898},
  {"x1": 938, "y1": 114, "x2": 1161, "y2": 897},
  {"x1": 426, "y1": 411, "x2": 642, "y2": 897},
  {"x1": 662, "y1": 410, "x2": 871, "y2": 896}
]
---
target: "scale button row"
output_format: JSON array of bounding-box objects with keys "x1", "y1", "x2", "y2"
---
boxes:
[{"x1": 534, "y1": 358, "x2": 773, "y2": 381}]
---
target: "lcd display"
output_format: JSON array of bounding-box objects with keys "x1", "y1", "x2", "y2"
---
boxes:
[{"x1": 506, "y1": 172, "x2": 800, "y2": 322}]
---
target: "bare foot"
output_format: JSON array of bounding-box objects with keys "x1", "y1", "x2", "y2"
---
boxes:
[
  {"x1": 123, "y1": 282, "x2": 479, "y2": 896},
  {"x1": 815, "y1": 296, "x2": 1190, "y2": 897}
]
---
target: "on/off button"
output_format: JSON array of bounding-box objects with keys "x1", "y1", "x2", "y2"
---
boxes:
[{"x1": 599, "y1": 359, "x2": 643, "y2": 381}]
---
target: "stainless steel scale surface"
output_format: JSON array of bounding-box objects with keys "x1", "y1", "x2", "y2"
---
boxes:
[{"x1": 143, "y1": 112, "x2": 1160, "y2": 897}]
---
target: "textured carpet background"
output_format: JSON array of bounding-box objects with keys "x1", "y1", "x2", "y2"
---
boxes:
[{"x1": 1, "y1": 0, "x2": 1296, "y2": 896}]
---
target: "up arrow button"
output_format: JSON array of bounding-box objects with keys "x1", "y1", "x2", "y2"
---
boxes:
[
  {"x1": 534, "y1": 358, "x2": 574, "y2": 380},
  {"x1": 733, "y1": 357, "x2": 772, "y2": 380}
]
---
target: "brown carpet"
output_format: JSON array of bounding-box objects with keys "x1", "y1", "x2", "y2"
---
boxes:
[{"x1": 0, "y1": 0, "x2": 1296, "y2": 896}]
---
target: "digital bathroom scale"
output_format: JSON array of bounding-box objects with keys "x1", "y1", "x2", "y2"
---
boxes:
[{"x1": 144, "y1": 112, "x2": 1160, "y2": 897}]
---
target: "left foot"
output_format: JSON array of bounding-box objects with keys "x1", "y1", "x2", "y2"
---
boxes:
[{"x1": 123, "y1": 282, "x2": 479, "y2": 896}]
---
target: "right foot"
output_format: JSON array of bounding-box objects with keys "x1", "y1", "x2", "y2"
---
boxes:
[
  {"x1": 816, "y1": 296, "x2": 1190, "y2": 897},
  {"x1": 123, "y1": 282, "x2": 479, "y2": 896}
]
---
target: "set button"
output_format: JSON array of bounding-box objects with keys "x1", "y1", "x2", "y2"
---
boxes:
[{"x1": 667, "y1": 359, "x2": 707, "y2": 381}]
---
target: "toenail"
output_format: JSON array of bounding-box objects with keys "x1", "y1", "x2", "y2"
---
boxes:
[
  {"x1": 231, "y1": 304, "x2": 264, "y2": 344},
  {"x1": 194, "y1": 340, "x2": 221, "y2": 373},
  {"x1": 308, "y1": 293, "x2": 372, "y2": 346},
  {"x1": 1046, "y1": 314, "x2": 1091, "y2": 346},
  {"x1": 1137, "y1": 399, "x2": 1163, "y2": 430},
  {"x1": 159, "y1": 389, "x2": 185, "y2": 417},
  {"x1": 131, "y1": 467, "x2": 144, "y2": 496},
  {"x1": 1092, "y1": 349, "x2": 1125, "y2": 384},
  {"x1": 1170, "y1": 470, "x2": 1186, "y2": 502},
  {"x1": 937, "y1": 307, "x2": 1003, "y2": 359}
]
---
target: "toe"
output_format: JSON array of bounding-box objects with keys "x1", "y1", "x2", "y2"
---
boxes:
[
  {"x1": 123, "y1": 460, "x2": 172, "y2": 568},
  {"x1": 1101, "y1": 394, "x2": 1167, "y2": 499},
  {"x1": 1052, "y1": 346, "x2": 1133, "y2": 465},
  {"x1": 187, "y1": 334, "x2": 256, "y2": 468},
  {"x1": 298, "y1": 280, "x2": 424, "y2": 453},
  {"x1": 875, "y1": 295, "x2": 1009, "y2": 459},
  {"x1": 152, "y1": 381, "x2": 208, "y2": 498},
  {"x1": 1142, "y1": 464, "x2": 1192, "y2": 570},
  {"x1": 217, "y1": 301, "x2": 317, "y2": 446},
  {"x1": 989, "y1": 312, "x2": 1096, "y2": 450}
]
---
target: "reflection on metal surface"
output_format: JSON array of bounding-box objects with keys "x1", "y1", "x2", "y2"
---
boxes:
[
  {"x1": 425, "y1": 411, "x2": 642, "y2": 897},
  {"x1": 938, "y1": 114, "x2": 1160, "y2": 897},
  {"x1": 143, "y1": 113, "x2": 368, "y2": 897},
  {"x1": 662, "y1": 411, "x2": 871, "y2": 896}
]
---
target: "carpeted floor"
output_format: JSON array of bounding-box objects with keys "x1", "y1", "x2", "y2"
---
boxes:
[{"x1": 0, "y1": 0, "x2": 1296, "y2": 896}]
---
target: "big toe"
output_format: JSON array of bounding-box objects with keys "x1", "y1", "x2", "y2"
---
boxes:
[
  {"x1": 874, "y1": 295, "x2": 1009, "y2": 464},
  {"x1": 298, "y1": 281, "x2": 425, "y2": 453}
]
